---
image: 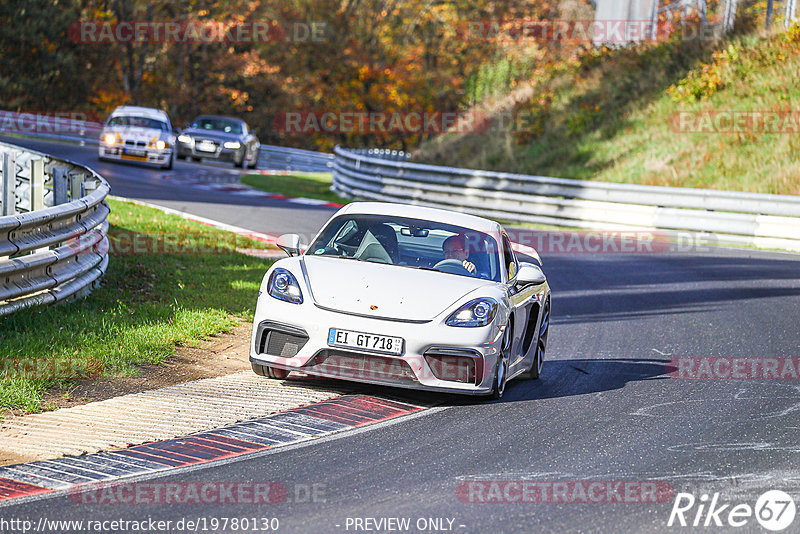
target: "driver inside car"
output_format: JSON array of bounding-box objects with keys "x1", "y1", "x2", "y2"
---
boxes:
[{"x1": 442, "y1": 233, "x2": 477, "y2": 275}]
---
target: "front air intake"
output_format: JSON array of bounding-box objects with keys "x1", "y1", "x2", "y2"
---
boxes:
[{"x1": 256, "y1": 322, "x2": 309, "y2": 357}]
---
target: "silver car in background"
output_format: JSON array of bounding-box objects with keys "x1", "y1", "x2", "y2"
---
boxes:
[
  {"x1": 176, "y1": 115, "x2": 260, "y2": 168},
  {"x1": 98, "y1": 106, "x2": 175, "y2": 170}
]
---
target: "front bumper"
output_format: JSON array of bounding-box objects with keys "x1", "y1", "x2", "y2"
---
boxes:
[
  {"x1": 176, "y1": 141, "x2": 240, "y2": 161},
  {"x1": 249, "y1": 297, "x2": 504, "y2": 395},
  {"x1": 99, "y1": 144, "x2": 172, "y2": 165}
]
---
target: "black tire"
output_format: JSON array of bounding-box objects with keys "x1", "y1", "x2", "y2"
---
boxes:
[
  {"x1": 490, "y1": 322, "x2": 512, "y2": 400},
  {"x1": 161, "y1": 153, "x2": 173, "y2": 170},
  {"x1": 176, "y1": 153, "x2": 186, "y2": 161},
  {"x1": 191, "y1": 156, "x2": 202, "y2": 162},
  {"x1": 252, "y1": 361, "x2": 288, "y2": 379},
  {"x1": 523, "y1": 300, "x2": 549, "y2": 380},
  {"x1": 235, "y1": 150, "x2": 246, "y2": 168},
  {"x1": 251, "y1": 362, "x2": 267, "y2": 376},
  {"x1": 247, "y1": 150, "x2": 259, "y2": 169}
]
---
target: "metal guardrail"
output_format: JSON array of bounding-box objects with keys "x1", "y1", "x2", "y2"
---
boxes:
[
  {"x1": 0, "y1": 110, "x2": 333, "y2": 173},
  {"x1": 332, "y1": 146, "x2": 800, "y2": 251},
  {"x1": 256, "y1": 144, "x2": 333, "y2": 173},
  {"x1": 0, "y1": 141, "x2": 110, "y2": 316}
]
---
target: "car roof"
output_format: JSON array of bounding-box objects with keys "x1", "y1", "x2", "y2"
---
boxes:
[
  {"x1": 337, "y1": 202, "x2": 501, "y2": 234},
  {"x1": 192, "y1": 115, "x2": 245, "y2": 123},
  {"x1": 109, "y1": 106, "x2": 170, "y2": 122}
]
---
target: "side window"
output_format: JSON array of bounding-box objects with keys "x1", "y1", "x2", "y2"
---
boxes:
[{"x1": 502, "y1": 234, "x2": 517, "y2": 280}]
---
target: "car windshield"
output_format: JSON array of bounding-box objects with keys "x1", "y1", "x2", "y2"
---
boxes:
[
  {"x1": 307, "y1": 214, "x2": 501, "y2": 281},
  {"x1": 107, "y1": 116, "x2": 169, "y2": 130},
  {"x1": 191, "y1": 117, "x2": 244, "y2": 134}
]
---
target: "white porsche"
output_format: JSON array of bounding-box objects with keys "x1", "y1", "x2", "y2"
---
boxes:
[{"x1": 250, "y1": 202, "x2": 551, "y2": 399}]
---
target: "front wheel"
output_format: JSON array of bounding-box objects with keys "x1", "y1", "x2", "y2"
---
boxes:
[
  {"x1": 251, "y1": 362, "x2": 288, "y2": 379},
  {"x1": 234, "y1": 150, "x2": 246, "y2": 168},
  {"x1": 490, "y1": 324, "x2": 512, "y2": 400},
  {"x1": 247, "y1": 149, "x2": 259, "y2": 169},
  {"x1": 161, "y1": 153, "x2": 173, "y2": 170}
]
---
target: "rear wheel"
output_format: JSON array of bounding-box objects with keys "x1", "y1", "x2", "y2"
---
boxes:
[
  {"x1": 251, "y1": 362, "x2": 289, "y2": 379},
  {"x1": 191, "y1": 156, "x2": 202, "y2": 162}
]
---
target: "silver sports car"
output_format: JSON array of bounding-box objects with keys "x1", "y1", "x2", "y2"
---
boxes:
[
  {"x1": 250, "y1": 202, "x2": 551, "y2": 399},
  {"x1": 176, "y1": 115, "x2": 260, "y2": 168}
]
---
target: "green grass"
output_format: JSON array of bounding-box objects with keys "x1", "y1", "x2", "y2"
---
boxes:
[
  {"x1": 241, "y1": 172, "x2": 350, "y2": 205},
  {"x1": 415, "y1": 24, "x2": 800, "y2": 195},
  {"x1": 0, "y1": 198, "x2": 274, "y2": 414}
]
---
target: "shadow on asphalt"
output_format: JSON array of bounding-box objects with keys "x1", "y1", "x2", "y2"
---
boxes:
[{"x1": 282, "y1": 358, "x2": 671, "y2": 409}]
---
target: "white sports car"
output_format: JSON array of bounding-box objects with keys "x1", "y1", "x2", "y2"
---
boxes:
[
  {"x1": 98, "y1": 106, "x2": 175, "y2": 169},
  {"x1": 249, "y1": 202, "x2": 551, "y2": 398}
]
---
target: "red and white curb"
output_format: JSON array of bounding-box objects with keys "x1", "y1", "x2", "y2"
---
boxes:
[{"x1": 0, "y1": 395, "x2": 424, "y2": 504}]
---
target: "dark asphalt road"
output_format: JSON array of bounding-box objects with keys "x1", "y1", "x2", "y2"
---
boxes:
[
  {"x1": 2, "y1": 137, "x2": 800, "y2": 533},
  {"x1": 0, "y1": 136, "x2": 337, "y2": 238}
]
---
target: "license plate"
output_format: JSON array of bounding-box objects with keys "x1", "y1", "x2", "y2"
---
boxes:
[
  {"x1": 197, "y1": 141, "x2": 216, "y2": 152},
  {"x1": 328, "y1": 328, "x2": 403, "y2": 355},
  {"x1": 123, "y1": 148, "x2": 146, "y2": 157}
]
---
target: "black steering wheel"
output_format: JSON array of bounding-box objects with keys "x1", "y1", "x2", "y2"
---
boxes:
[{"x1": 433, "y1": 258, "x2": 471, "y2": 275}]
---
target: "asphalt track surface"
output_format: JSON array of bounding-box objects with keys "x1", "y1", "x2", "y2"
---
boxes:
[{"x1": 3, "y1": 136, "x2": 800, "y2": 533}]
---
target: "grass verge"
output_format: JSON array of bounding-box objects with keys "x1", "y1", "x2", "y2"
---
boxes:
[
  {"x1": 241, "y1": 172, "x2": 350, "y2": 205},
  {"x1": 415, "y1": 24, "x2": 800, "y2": 194},
  {"x1": 0, "y1": 198, "x2": 274, "y2": 414}
]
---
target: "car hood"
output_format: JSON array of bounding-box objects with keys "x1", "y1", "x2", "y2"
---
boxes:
[
  {"x1": 104, "y1": 126, "x2": 166, "y2": 142},
  {"x1": 180, "y1": 128, "x2": 242, "y2": 142},
  {"x1": 302, "y1": 255, "x2": 492, "y2": 321}
]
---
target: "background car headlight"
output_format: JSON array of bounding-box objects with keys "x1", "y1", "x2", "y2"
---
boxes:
[
  {"x1": 267, "y1": 268, "x2": 303, "y2": 304},
  {"x1": 223, "y1": 141, "x2": 241, "y2": 149},
  {"x1": 102, "y1": 133, "x2": 116, "y2": 145},
  {"x1": 446, "y1": 297, "x2": 498, "y2": 327},
  {"x1": 177, "y1": 134, "x2": 193, "y2": 144},
  {"x1": 155, "y1": 139, "x2": 167, "y2": 150}
]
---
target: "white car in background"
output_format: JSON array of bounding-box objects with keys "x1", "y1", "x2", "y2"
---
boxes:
[
  {"x1": 250, "y1": 202, "x2": 551, "y2": 399},
  {"x1": 98, "y1": 106, "x2": 175, "y2": 169}
]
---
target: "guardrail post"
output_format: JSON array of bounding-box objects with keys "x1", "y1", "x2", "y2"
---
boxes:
[
  {"x1": 69, "y1": 172, "x2": 85, "y2": 201},
  {"x1": 53, "y1": 167, "x2": 69, "y2": 205},
  {"x1": 30, "y1": 158, "x2": 45, "y2": 211},
  {"x1": 2, "y1": 152, "x2": 16, "y2": 216}
]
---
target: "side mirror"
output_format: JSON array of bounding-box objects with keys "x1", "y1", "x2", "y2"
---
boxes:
[
  {"x1": 276, "y1": 234, "x2": 302, "y2": 257},
  {"x1": 516, "y1": 263, "x2": 546, "y2": 287}
]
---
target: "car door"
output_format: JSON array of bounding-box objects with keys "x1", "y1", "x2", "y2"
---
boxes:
[{"x1": 501, "y1": 233, "x2": 538, "y2": 374}]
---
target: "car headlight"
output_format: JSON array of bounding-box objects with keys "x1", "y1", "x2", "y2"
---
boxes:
[
  {"x1": 155, "y1": 139, "x2": 167, "y2": 150},
  {"x1": 178, "y1": 134, "x2": 193, "y2": 144},
  {"x1": 267, "y1": 268, "x2": 303, "y2": 304},
  {"x1": 446, "y1": 297, "x2": 498, "y2": 327},
  {"x1": 223, "y1": 141, "x2": 241, "y2": 149},
  {"x1": 102, "y1": 133, "x2": 116, "y2": 145}
]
